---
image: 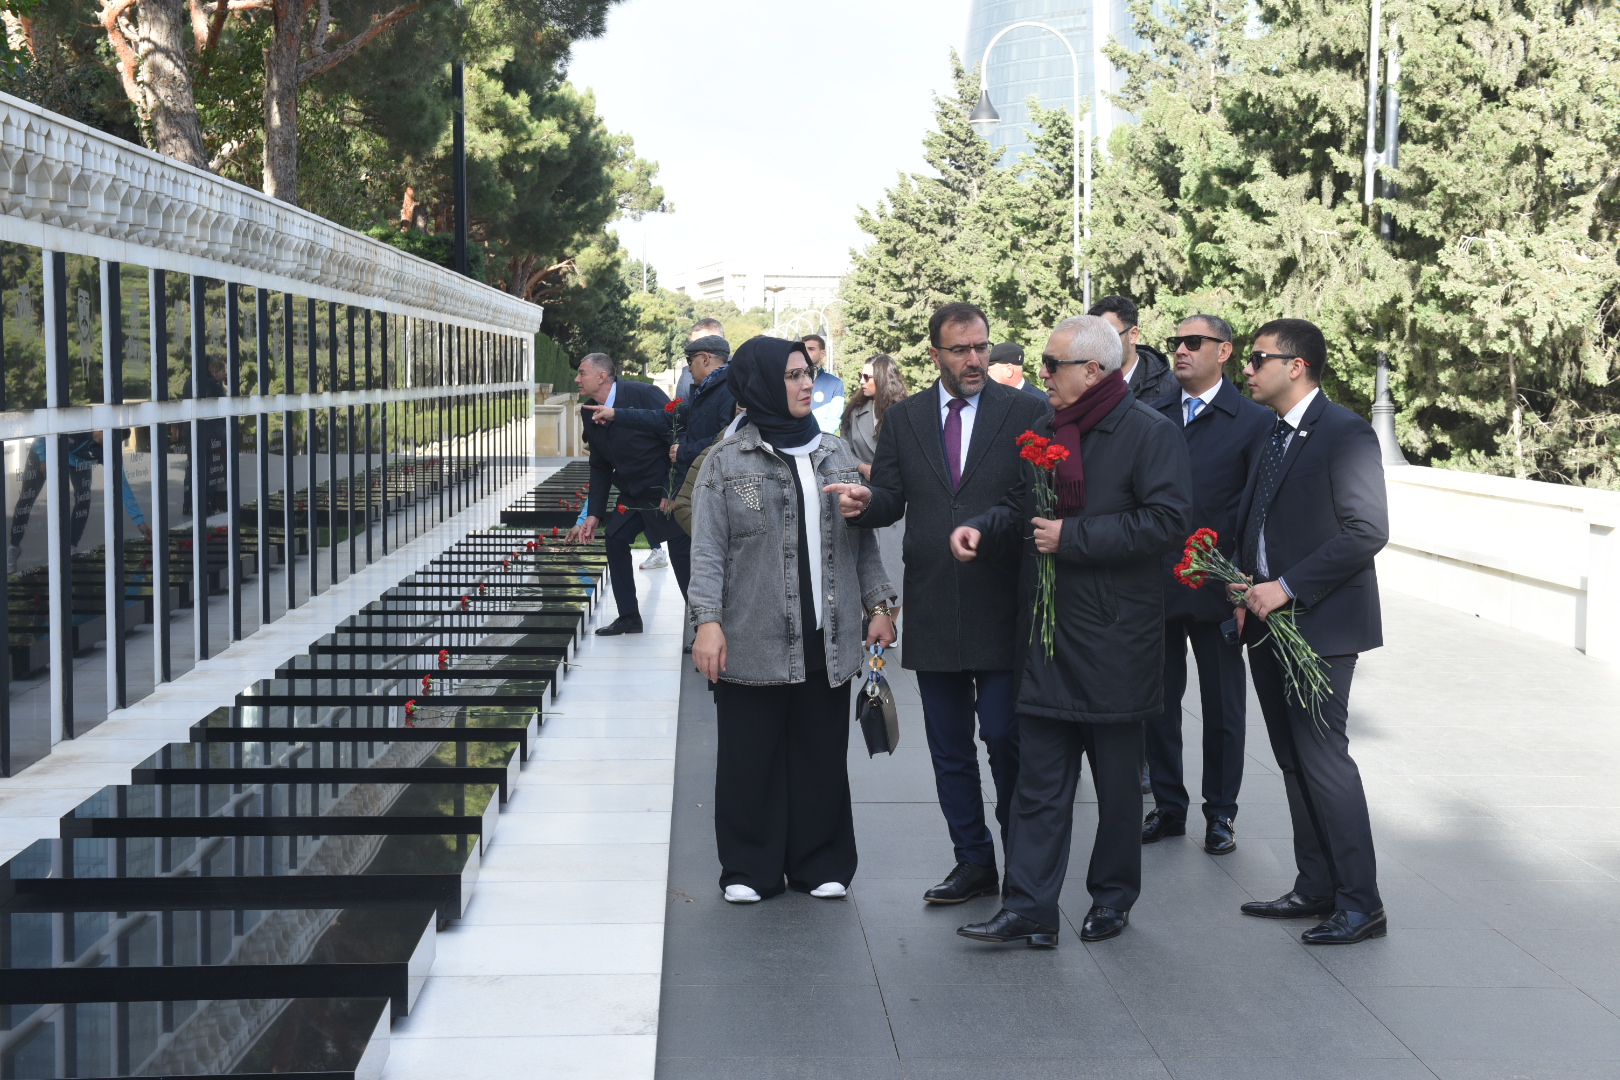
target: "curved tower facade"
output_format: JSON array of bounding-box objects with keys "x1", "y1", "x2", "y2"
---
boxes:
[{"x1": 965, "y1": 0, "x2": 1138, "y2": 168}]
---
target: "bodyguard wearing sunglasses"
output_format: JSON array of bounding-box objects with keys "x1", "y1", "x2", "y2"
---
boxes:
[
  {"x1": 1142, "y1": 316, "x2": 1275, "y2": 857},
  {"x1": 1231, "y1": 317, "x2": 1390, "y2": 945},
  {"x1": 1089, "y1": 295, "x2": 1177, "y2": 403}
]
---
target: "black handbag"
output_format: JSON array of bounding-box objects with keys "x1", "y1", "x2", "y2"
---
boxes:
[{"x1": 856, "y1": 645, "x2": 899, "y2": 756}]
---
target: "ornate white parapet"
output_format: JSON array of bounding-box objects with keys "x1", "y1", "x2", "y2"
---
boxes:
[{"x1": 0, "y1": 91, "x2": 543, "y2": 336}]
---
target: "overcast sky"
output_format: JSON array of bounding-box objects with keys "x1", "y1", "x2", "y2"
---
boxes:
[{"x1": 567, "y1": 0, "x2": 973, "y2": 282}]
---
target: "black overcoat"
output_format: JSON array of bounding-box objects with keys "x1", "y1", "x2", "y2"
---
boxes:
[
  {"x1": 1151, "y1": 378, "x2": 1275, "y2": 622},
  {"x1": 582, "y1": 379, "x2": 684, "y2": 546},
  {"x1": 855, "y1": 378, "x2": 1052, "y2": 672},
  {"x1": 965, "y1": 395, "x2": 1194, "y2": 724},
  {"x1": 1235, "y1": 392, "x2": 1387, "y2": 657}
]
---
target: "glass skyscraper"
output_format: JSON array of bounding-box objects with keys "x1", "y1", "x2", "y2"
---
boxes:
[{"x1": 965, "y1": 0, "x2": 1139, "y2": 168}]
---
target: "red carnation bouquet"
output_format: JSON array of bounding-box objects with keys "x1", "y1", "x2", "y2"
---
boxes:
[
  {"x1": 1176, "y1": 528, "x2": 1330, "y2": 725},
  {"x1": 663, "y1": 397, "x2": 685, "y2": 516},
  {"x1": 1016, "y1": 430, "x2": 1071, "y2": 661}
]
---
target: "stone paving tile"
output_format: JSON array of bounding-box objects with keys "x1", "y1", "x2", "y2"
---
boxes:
[{"x1": 655, "y1": 591, "x2": 1620, "y2": 1077}]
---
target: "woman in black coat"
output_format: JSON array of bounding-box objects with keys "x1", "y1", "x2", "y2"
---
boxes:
[{"x1": 950, "y1": 314, "x2": 1193, "y2": 947}]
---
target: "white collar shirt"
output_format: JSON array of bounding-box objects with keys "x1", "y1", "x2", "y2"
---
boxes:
[
  {"x1": 937, "y1": 381, "x2": 982, "y2": 475},
  {"x1": 1179, "y1": 382, "x2": 1222, "y2": 425},
  {"x1": 1256, "y1": 386, "x2": 1322, "y2": 588}
]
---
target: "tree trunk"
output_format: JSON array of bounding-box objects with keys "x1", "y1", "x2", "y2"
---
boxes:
[
  {"x1": 1508, "y1": 352, "x2": 1526, "y2": 479},
  {"x1": 138, "y1": 0, "x2": 207, "y2": 169},
  {"x1": 262, "y1": 0, "x2": 301, "y2": 204}
]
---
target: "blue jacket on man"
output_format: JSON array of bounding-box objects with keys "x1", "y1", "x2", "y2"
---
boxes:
[
  {"x1": 1151, "y1": 378, "x2": 1274, "y2": 622},
  {"x1": 603, "y1": 365, "x2": 737, "y2": 493}
]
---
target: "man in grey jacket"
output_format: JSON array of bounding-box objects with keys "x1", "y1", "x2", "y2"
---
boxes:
[{"x1": 826, "y1": 302, "x2": 1051, "y2": 907}]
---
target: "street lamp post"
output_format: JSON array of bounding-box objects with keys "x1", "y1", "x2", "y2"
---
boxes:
[
  {"x1": 968, "y1": 21, "x2": 1089, "y2": 308},
  {"x1": 766, "y1": 284, "x2": 786, "y2": 330},
  {"x1": 1363, "y1": 0, "x2": 1407, "y2": 466}
]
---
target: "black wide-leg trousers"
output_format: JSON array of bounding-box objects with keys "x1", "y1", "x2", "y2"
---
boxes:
[
  {"x1": 1003, "y1": 716, "x2": 1143, "y2": 928},
  {"x1": 1249, "y1": 642, "x2": 1381, "y2": 913},
  {"x1": 713, "y1": 678, "x2": 855, "y2": 898}
]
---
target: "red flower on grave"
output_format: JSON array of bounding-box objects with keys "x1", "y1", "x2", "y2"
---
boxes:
[{"x1": 404, "y1": 699, "x2": 418, "y2": 724}]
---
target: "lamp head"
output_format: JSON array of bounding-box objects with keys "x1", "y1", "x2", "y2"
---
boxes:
[{"x1": 968, "y1": 88, "x2": 1000, "y2": 137}]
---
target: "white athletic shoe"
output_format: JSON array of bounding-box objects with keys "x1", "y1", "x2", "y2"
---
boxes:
[
  {"x1": 639, "y1": 548, "x2": 669, "y2": 570},
  {"x1": 810, "y1": 882, "x2": 848, "y2": 899},
  {"x1": 723, "y1": 884, "x2": 761, "y2": 903}
]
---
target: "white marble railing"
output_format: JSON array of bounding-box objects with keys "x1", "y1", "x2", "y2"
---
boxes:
[
  {"x1": 1379, "y1": 466, "x2": 1620, "y2": 661},
  {"x1": 0, "y1": 91, "x2": 542, "y2": 336}
]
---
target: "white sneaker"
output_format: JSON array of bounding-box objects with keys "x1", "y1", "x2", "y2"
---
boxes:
[
  {"x1": 639, "y1": 548, "x2": 669, "y2": 570},
  {"x1": 810, "y1": 882, "x2": 847, "y2": 899},
  {"x1": 723, "y1": 884, "x2": 761, "y2": 903}
]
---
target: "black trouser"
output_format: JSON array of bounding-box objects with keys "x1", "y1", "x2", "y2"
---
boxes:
[
  {"x1": 1148, "y1": 617, "x2": 1247, "y2": 822},
  {"x1": 1249, "y1": 643, "x2": 1381, "y2": 913},
  {"x1": 1004, "y1": 716, "x2": 1142, "y2": 928},
  {"x1": 605, "y1": 511, "x2": 690, "y2": 619},
  {"x1": 914, "y1": 670, "x2": 1019, "y2": 869},
  {"x1": 713, "y1": 678, "x2": 855, "y2": 897}
]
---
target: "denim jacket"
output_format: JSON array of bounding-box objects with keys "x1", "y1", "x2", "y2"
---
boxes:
[{"x1": 689, "y1": 424, "x2": 895, "y2": 687}]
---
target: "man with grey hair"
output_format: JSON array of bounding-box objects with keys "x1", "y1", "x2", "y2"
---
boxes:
[
  {"x1": 572, "y1": 352, "x2": 687, "y2": 635},
  {"x1": 951, "y1": 313, "x2": 1193, "y2": 947}
]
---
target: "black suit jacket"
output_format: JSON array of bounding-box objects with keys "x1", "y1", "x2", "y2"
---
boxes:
[
  {"x1": 1152, "y1": 379, "x2": 1275, "y2": 622},
  {"x1": 582, "y1": 379, "x2": 681, "y2": 544},
  {"x1": 1235, "y1": 391, "x2": 1388, "y2": 656},
  {"x1": 856, "y1": 378, "x2": 1052, "y2": 671}
]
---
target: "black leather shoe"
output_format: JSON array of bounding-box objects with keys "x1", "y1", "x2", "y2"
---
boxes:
[
  {"x1": 1080, "y1": 906, "x2": 1129, "y2": 942},
  {"x1": 1240, "y1": 891, "x2": 1336, "y2": 920},
  {"x1": 924, "y1": 861, "x2": 999, "y2": 904},
  {"x1": 1141, "y1": 808, "x2": 1187, "y2": 844},
  {"x1": 1204, "y1": 817, "x2": 1236, "y2": 855},
  {"x1": 957, "y1": 908, "x2": 1058, "y2": 947},
  {"x1": 1302, "y1": 908, "x2": 1387, "y2": 944},
  {"x1": 1139, "y1": 762, "x2": 1153, "y2": 794},
  {"x1": 595, "y1": 615, "x2": 643, "y2": 636}
]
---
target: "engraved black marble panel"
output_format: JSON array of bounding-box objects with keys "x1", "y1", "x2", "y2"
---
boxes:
[
  {"x1": 1, "y1": 903, "x2": 434, "y2": 1018},
  {"x1": 0, "y1": 994, "x2": 390, "y2": 1079}
]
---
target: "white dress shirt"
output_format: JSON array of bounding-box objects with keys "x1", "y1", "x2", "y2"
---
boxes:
[
  {"x1": 1180, "y1": 382, "x2": 1222, "y2": 425},
  {"x1": 602, "y1": 380, "x2": 618, "y2": 409},
  {"x1": 1257, "y1": 387, "x2": 1321, "y2": 592},
  {"x1": 937, "y1": 381, "x2": 982, "y2": 476}
]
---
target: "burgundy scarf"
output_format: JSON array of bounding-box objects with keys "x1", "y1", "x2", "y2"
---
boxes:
[{"x1": 1050, "y1": 369, "x2": 1129, "y2": 517}]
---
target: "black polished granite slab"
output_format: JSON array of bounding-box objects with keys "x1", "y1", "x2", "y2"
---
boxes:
[
  {"x1": 134, "y1": 736, "x2": 522, "y2": 804},
  {"x1": 1, "y1": 831, "x2": 477, "y2": 923},
  {"x1": 0, "y1": 995, "x2": 390, "y2": 1079},
  {"x1": 59, "y1": 782, "x2": 500, "y2": 853},
  {"x1": 306, "y1": 634, "x2": 571, "y2": 660},
  {"x1": 1, "y1": 903, "x2": 434, "y2": 1018}
]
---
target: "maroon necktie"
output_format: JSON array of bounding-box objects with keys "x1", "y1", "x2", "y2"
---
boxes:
[{"x1": 944, "y1": 397, "x2": 966, "y2": 490}]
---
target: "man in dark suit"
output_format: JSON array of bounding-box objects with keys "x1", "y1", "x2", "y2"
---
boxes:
[
  {"x1": 1232, "y1": 318, "x2": 1389, "y2": 944},
  {"x1": 1090, "y1": 295, "x2": 1177, "y2": 404},
  {"x1": 1144, "y1": 315, "x2": 1274, "y2": 856},
  {"x1": 987, "y1": 342, "x2": 1051, "y2": 401},
  {"x1": 826, "y1": 302, "x2": 1052, "y2": 905},
  {"x1": 572, "y1": 352, "x2": 691, "y2": 636}
]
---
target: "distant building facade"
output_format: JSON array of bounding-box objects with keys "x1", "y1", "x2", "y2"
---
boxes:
[
  {"x1": 665, "y1": 261, "x2": 844, "y2": 316},
  {"x1": 965, "y1": 0, "x2": 1140, "y2": 168}
]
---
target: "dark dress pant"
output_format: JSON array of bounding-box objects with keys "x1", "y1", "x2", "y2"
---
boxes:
[
  {"x1": 1003, "y1": 716, "x2": 1143, "y2": 928},
  {"x1": 713, "y1": 678, "x2": 855, "y2": 897},
  {"x1": 1249, "y1": 642, "x2": 1381, "y2": 913},
  {"x1": 914, "y1": 670, "x2": 1019, "y2": 869},
  {"x1": 606, "y1": 512, "x2": 691, "y2": 618},
  {"x1": 1148, "y1": 617, "x2": 1247, "y2": 822}
]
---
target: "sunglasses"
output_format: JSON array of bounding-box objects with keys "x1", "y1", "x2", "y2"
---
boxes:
[
  {"x1": 1039, "y1": 355, "x2": 1093, "y2": 373},
  {"x1": 1246, "y1": 351, "x2": 1300, "y2": 368},
  {"x1": 858, "y1": 372, "x2": 874, "y2": 382},
  {"x1": 1166, "y1": 334, "x2": 1230, "y2": 352}
]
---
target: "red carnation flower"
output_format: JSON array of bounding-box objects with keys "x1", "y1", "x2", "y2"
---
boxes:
[
  {"x1": 617, "y1": 502, "x2": 628, "y2": 514},
  {"x1": 665, "y1": 398, "x2": 683, "y2": 413}
]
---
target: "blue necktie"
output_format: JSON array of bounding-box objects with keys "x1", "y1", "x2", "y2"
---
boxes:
[{"x1": 1185, "y1": 397, "x2": 1204, "y2": 424}]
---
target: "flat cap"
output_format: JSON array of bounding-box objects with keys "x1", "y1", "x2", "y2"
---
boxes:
[
  {"x1": 988, "y1": 342, "x2": 1025, "y2": 366},
  {"x1": 685, "y1": 335, "x2": 731, "y2": 358}
]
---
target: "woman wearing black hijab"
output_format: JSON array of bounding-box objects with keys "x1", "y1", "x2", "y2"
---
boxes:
[{"x1": 688, "y1": 337, "x2": 897, "y2": 903}]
